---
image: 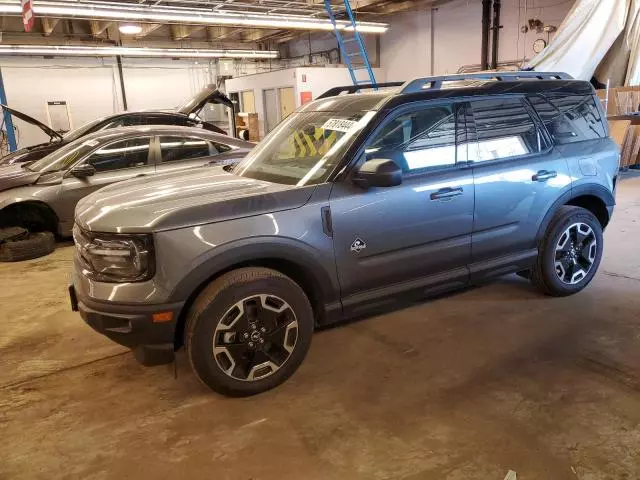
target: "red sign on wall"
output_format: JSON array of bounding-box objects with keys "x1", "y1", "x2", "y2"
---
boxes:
[
  {"x1": 21, "y1": 0, "x2": 34, "y2": 32},
  {"x1": 300, "y1": 91, "x2": 313, "y2": 105}
]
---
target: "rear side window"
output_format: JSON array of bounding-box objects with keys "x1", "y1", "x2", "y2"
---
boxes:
[
  {"x1": 468, "y1": 97, "x2": 549, "y2": 162},
  {"x1": 366, "y1": 104, "x2": 457, "y2": 173},
  {"x1": 159, "y1": 136, "x2": 212, "y2": 162},
  {"x1": 528, "y1": 94, "x2": 606, "y2": 144}
]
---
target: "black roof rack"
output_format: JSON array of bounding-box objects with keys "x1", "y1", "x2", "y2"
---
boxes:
[
  {"x1": 317, "y1": 82, "x2": 404, "y2": 99},
  {"x1": 400, "y1": 71, "x2": 573, "y2": 94}
]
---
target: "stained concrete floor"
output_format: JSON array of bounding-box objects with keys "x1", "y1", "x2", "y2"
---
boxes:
[{"x1": 1, "y1": 175, "x2": 640, "y2": 480}]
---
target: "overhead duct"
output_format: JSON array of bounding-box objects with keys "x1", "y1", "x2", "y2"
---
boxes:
[
  {"x1": 0, "y1": 0, "x2": 389, "y2": 33},
  {"x1": 0, "y1": 45, "x2": 279, "y2": 59}
]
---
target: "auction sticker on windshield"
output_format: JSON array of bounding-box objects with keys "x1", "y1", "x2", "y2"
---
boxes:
[{"x1": 321, "y1": 118, "x2": 358, "y2": 133}]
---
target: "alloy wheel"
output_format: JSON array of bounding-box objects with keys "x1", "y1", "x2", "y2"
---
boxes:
[
  {"x1": 213, "y1": 294, "x2": 298, "y2": 381},
  {"x1": 554, "y1": 222, "x2": 597, "y2": 285}
]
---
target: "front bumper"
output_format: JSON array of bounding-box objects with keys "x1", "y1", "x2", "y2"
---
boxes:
[{"x1": 70, "y1": 284, "x2": 184, "y2": 366}]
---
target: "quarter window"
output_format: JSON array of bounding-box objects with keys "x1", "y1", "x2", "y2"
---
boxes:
[
  {"x1": 367, "y1": 105, "x2": 457, "y2": 173},
  {"x1": 85, "y1": 137, "x2": 151, "y2": 172},
  {"x1": 468, "y1": 97, "x2": 548, "y2": 162},
  {"x1": 159, "y1": 136, "x2": 212, "y2": 162},
  {"x1": 528, "y1": 94, "x2": 606, "y2": 144}
]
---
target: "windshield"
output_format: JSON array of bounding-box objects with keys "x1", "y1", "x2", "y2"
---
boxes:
[
  {"x1": 62, "y1": 117, "x2": 107, "y2": 142},
  {"x1": 27, "y1": 139, "x2": 99, "y2": 173},
  {"x1": 233, "y1": 109, "x2": 376, "y2": 186}
]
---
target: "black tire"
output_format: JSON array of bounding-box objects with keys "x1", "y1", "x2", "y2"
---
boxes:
[
  {"x1": 185, "y1": 267, "x2": 314, "y2": 397},
  {"x1": 0, "y1": 226, "x2": 28, "y2": 243},
  {"x1": 531, "y1": 206, "x2": 603, "y2": 297},
  {"x1": 0, "y1": 231, "x2": 55, "y2": 262}
]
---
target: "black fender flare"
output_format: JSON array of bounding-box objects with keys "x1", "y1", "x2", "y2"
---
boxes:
[
  {"x1": 168, "y1": 236, "x2": 341, "y2": 311},
  {"x1": 535, "y1": 183, "x2": 615, "y2": 242}
]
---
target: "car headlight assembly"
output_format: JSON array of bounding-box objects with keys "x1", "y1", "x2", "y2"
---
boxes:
[{"x1": 73, "y1": 226, "x2": 155, "y2": 282}]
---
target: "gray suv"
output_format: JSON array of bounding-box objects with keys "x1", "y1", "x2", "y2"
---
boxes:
[{"x1": 70, "y1": 72, "x2": 619, "y2": 397}]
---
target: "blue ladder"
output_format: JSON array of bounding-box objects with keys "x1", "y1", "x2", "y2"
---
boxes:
[{"x1": 324, "y1": 0, "x2": 377, "y2": 89}]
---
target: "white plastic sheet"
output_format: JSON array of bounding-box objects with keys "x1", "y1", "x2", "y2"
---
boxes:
[
  {"x1": 624, "y1": 0, "x2": 640, "y2": 85},
  {"x1": 526, "y1": 0, "x2": 629, "y2": 81}
]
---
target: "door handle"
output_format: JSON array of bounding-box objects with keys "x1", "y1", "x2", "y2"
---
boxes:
[
  {"x1": 430, "y1": 187, "x2": 463, "y2": 200},
  {"x1": 532, "y1": 170, "x2": 557, "y2": 182},
  {"x1": 135, "y1": 174, "x2": 147, "y2": 178}
]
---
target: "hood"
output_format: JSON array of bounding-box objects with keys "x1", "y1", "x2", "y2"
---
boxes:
[
  {"x1": 176, "y1": 85, "x2": 234, "y2": 116},
  {"x1": 75, "y1": 166, "x2": 314, "y2": 233},
  {"x1": 1, "y1": 104, "x2": 63, "y2": 142},
  {"x1": 0, "y1": 163, "x2": 42, "y2": 192}
]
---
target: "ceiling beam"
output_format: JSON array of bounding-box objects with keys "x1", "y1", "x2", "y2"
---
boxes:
[
  {"x1": 135, "y1": 23, "x2": 162, "y2": 38},
  {"x1": 206, "y1": 26, "x2": 243, "y2": 41},
  {"x1": 241, "y1": 28, "x2": 280, "y2": 42},
  {"x1": 89, "y1": 20, "x2": 112, "y2": 37},
  {"x1": 41, "y1": 17, "x2": 59, "y2": 36}
]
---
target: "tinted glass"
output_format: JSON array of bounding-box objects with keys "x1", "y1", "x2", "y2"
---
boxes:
[
  {"x1": 85, "y1": 137, "x2": 151, "y2": 172},
  {"x1": 213, "y1": 142, "x2": 232, "y2": 153},
  {"x1": 366, "y1": 105, "x2": 456, "y2": 173},
  {"x1": 27, "y1": 139, "x2": 97, "y2": 173},
  {"x1": 528, "y1": 94, "x2": 606, "y2": 144},
  {"x1": 159, "y1": 136, "x2": 212, "y2": 162},
  {"x1": 469, "y1": 97, "x2": 546, "y2": 161}
]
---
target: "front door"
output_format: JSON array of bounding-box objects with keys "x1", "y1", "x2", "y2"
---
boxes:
[
  {"x1": 330, "y1": 102, "x2": 474, "y2": 314},
  {"x1": 466, "y1": 96, "x2": 572, "y2": 280},
  {"x1": 57, "y1": 136, "x2": 154, "y2": 232}
]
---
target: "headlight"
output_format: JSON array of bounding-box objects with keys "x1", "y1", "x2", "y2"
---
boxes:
[{"x1": 73, "y1": 225, "x2": 155, "y2": 282}]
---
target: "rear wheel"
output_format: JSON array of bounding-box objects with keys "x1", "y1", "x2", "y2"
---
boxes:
[
  {"x1": 531, "y1": 206, "x2": 603, "y2": 296},
  {"x1": 185, "y1": 267, "x2": 314, "y2": 396}
]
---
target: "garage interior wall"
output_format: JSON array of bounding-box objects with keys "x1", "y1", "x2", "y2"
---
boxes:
[
  {"x1": 381, "y1": 0, "x2": 575, "y2": 80},
  {"x1": 2, "y1": 56, "x2": 241, "y2": 148}
]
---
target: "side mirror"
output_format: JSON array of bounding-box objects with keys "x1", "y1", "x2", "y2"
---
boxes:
[
  {"x1": 69, "y1": 164, "x2": 96, "y2": 178},
  {"x1": 352, "y1": 158, "x2": 402, "y2": 189}
]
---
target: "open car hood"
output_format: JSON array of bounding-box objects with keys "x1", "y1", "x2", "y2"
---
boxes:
[
  {"x1": 176, "y1": 85, "x2": 234, "y2": 115},
  {"x1": 1, "y1": 104, "x2": 63, "y2": 142}
]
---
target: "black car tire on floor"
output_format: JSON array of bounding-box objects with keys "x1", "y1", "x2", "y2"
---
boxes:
[
  {"x1": 0, "y1": 231, "x2": 55, "y2": 262},
  {"x1": 0, "y1": 226, "x2": 28, "y2": 243},
  {"x1": 185, "y1": 267, "x2": 314, "y2": 397},
  {"x1": 531, "y1": 206, "x2": 603, "y2": 297}
]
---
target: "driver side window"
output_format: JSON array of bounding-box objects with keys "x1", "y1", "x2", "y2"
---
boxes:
[
  {"x1": 366, "y1": 104, "x2": 457, "y2": 173},
  {"x1": 85, "y1": 137, "x2": 151, "y2": 172}
]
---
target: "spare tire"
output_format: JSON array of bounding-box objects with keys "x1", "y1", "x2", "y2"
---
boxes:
[
  {"x1": 0, "y1": 227, "x2": 28, "y2": 243},
  {"x1": 0, "y1": 231, "x2": 55, "y2": 262}
]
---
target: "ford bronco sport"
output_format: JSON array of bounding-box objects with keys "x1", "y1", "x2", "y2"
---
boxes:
[{"x1": 70, "y1": 72, "x2": 619, "y2": 397}]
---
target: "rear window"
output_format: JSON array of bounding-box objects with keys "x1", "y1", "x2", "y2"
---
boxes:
[{"x1": 528, "y1": 94, "x2": 606, "y2": 144}]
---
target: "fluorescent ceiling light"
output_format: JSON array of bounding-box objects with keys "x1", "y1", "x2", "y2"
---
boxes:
[
  {"x1": 0, "y1": 45, "x2": 279, "y2": 59},
  {"x1": 118, "y1": 23, "x2": 142, "y2": 35},
  {"x1": 0, "y1": 0, "x2": 388, "y2": 33}
]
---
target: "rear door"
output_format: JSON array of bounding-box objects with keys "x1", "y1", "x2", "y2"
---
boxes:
[
  {"x1": 57, "y1": 136, "x2": 155, "y2": 229},
  {"x1": 330, "y1": 101, "x2": 474, "y2": 313},
  {"x1": 467, "y1": 96, "x2": 572, "y2": 280},
  {"x1": 155, "y1": 135, "x2": 229, "y2": 174}
]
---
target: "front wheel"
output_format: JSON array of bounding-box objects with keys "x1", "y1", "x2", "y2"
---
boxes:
[
  {"x1": 185, "y1": 267, "x2": 314, "y2": 397},
  {"x1": 531, "y1": 206, "x2": 603, "y2": 297}
]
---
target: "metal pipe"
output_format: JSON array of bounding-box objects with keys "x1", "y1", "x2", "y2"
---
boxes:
[
  {"x1": 116, "y1": 55, "x2": 128, "y2": 111},
  {"x1": 481, "y1": 0, "x2": 491, "y2": 71},
  {"x1": 490, "y1": 0, "x2": 501, "y2": 69},
  {"x1": 430, "y1": 7, "x2": 435, "y2": 75}
]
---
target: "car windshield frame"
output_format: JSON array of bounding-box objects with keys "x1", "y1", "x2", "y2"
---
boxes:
[
  {"x1": 26, "y1": 138, "x2": 103, "y2": 173},
  {"x1": 233, "y1": 105, "x2": 378, "y2": 186},
  {"x1": 62, "y1": 116, "x2": 109, "y2": 142}
]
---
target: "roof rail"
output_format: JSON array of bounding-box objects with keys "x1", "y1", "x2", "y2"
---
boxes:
[
  {"x1": 317, "y1": 81, "x2": 404, "y2": 99},
  {"x1": 400, "y1": 71, "x2": 573, "y2": 94}
]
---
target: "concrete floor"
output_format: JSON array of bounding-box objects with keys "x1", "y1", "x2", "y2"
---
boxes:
[{"x1": 1, "y1": 175, "x2": 640, "y2": 480}]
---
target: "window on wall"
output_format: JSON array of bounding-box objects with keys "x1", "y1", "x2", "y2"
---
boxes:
[
  {"x1": 159, "y1": 136, "x2": 212, "y2": 162},
  {"x1": 85, "y1": 137, "x2": 151, "y2": 172},
  {"x1": 528, "y1": 94, "x2": 606, "y2": 144},
  {"x1": 366, "y1": 105, "x2": 457, "y2": 173},
  {"x1": 468, "y1": 97, "x2": 548, "y2": 162}
]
